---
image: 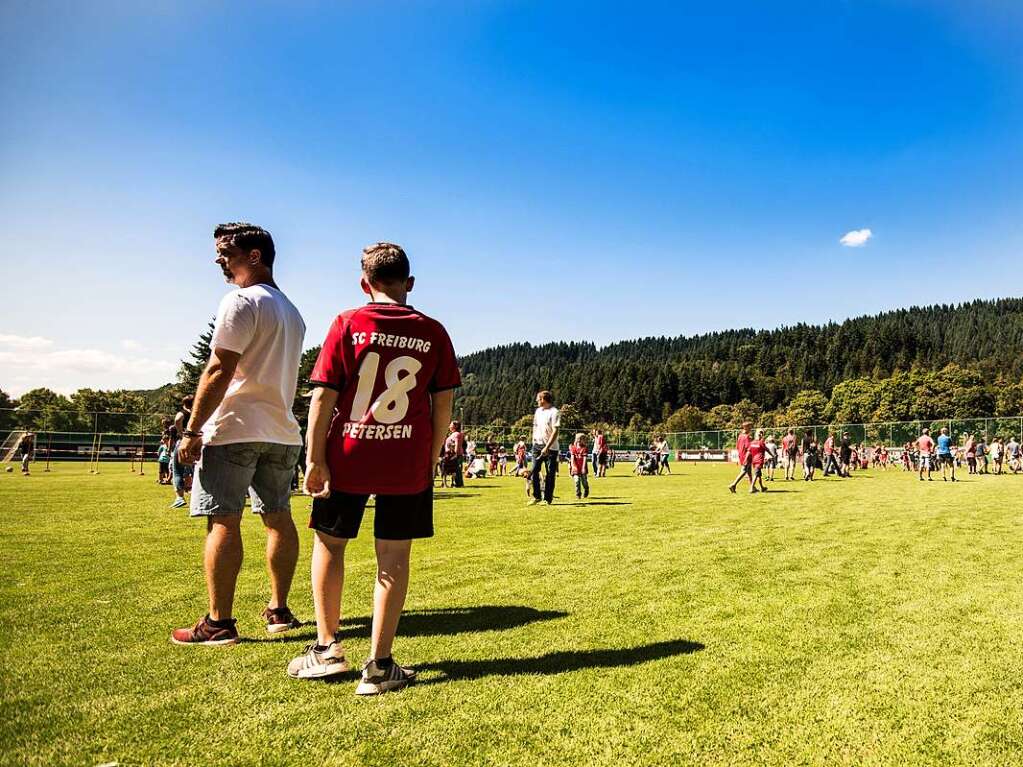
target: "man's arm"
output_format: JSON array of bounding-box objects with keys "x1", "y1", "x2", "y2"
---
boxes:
[
  {"x1": 430, "y1": 390, "x2": 455, "y2": 476},
  {"x1": 542, "y1": 426, "x2": 559, "y2": 455},
  {"x1": 176, "y1": 347, "x2": 240, "y2": 464},
  {"x1": 304, "y1": 386, "x2": 339, "y2": 498}
]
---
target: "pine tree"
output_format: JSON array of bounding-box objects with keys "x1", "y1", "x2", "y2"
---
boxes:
[{"x1": 176, "y1": 321, "x2": 215, "y2": 398}]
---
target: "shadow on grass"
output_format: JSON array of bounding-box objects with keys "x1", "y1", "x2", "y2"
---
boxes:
[
  {"x1": 558, "y1": 501, "x2": 632, "y2": 506},
  {"x1": 339, "y1": 605, "x2": 568, "y2": 639},
  {"x1": 433, "y1": 492, "x2": 481, "y2": 499},
  {"x1": 241, "y1": 605, "x2": 567, "y2": 645},
  {"x1": 417, "y1": 638, "x2": 705, "y2": 685}
]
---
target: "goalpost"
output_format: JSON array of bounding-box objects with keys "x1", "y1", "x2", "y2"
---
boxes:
[{"x1": 1, "y1": 430, "x2": 26, "y2": 464}]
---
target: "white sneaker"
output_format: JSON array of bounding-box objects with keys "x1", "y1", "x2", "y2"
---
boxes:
[
  {"x1": 355, "y1": 658, "x2": 417, "y2": 695},
  {"x1": 170, "y1": 497, "x2": 186, "y2": 509},
  {"x1": 287, "y1": 641, "x2": 349, "y2": 679},
  {"x1": 526, "y1": 499, "x2": 540, "y2": 506}
]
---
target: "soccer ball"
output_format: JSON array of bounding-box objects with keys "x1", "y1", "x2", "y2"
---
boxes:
[{"x1": 4, "y1": 467, "x2": 12, "y2": 473}]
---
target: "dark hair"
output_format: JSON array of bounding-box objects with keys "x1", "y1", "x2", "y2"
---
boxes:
[
  {"x1": 362, "y1": 242, "x2": 410, "y2": 284},
  {"x1": 182, "y1": 395, "x2": 194, "y2": 407},
  {"x1": 214, "y1": 222, "x2": 275, "y2": 267}
]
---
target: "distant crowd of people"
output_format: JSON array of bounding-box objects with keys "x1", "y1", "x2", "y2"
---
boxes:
[{"x1": 725, "y1": 422, "x2": 1023, "y2": 492}]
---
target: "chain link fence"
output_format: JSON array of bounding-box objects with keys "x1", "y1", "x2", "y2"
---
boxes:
[
  {"x1": 465, "y1": 417, "x2": 1023, "y2": 453},
  {"x1": 3, "y1": 408, "x2": 1021, "y2": 464}
]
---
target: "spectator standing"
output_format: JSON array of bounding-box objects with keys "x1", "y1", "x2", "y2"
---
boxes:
[
  {"x1": 171, "y1": 222, "x2": 306, "y2": 646},
  {"x1": 916, "y1": 428, "x2": 935, "y2": 481},
  {"x1": 294, "y1": 242, "x2": 459, "y2": 694},
  {"x1": 445, "y1": 421, "x2": 466, "y2": 487},
  {"x1": 528, "y1": 391, "x2": 560, "y2": 506}
]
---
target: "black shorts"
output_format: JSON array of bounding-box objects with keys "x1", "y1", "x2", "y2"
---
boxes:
[
  {"x1": 938, "y1": 453, "x2": 955, "y2": 466},
  {"x1": 310, "y1": 487, "x2": 433, "y2": 540}
]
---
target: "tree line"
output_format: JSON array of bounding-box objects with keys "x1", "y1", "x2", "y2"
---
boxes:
[
  {"x1": 4, "y1": 297, "x2": 1022, "y2": 437},
  {"x1": 455, "y1": 298, "x2": 1023, "y2": 433}
]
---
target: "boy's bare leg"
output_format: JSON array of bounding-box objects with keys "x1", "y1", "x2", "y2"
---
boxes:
[
  {"x1": 312, "y1": 532, "x2": 348, "y2": 646},
  {"x1": 369, "y1": 539, "x2": 412, "y2": 660}
]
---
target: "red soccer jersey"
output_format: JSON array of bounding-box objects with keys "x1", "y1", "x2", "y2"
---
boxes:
[
  {"x1": 569, "y1": 444, "x2": 587, "y2": 475},
  {"x1": 736, "y1": 433, "x2": 751, "y2": 464},
  {"x1": 310, "y1": 303, "x2": 461, "y2": 495},
  {"x1": 749, "y1": 439, "x2": 766, "y2": 468}
]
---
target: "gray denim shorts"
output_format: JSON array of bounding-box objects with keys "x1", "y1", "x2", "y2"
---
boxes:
[{"x1": 190, "y1": 442, "x2": 302, "y2": 517}]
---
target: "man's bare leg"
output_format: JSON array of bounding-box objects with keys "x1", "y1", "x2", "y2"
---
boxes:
[
  {"x1": 206, "y1": 516, "x2": 243, "y2": 621},
  {"x1": 369, "y1": 539, "x2": 412, "y2": 660},
  {"x1": 261, "y1": 510, "x2": 299, "y2": 610}
]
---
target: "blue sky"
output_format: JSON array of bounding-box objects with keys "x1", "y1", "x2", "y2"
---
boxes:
[{"x1": 1, "y1": 1, "x2": 1020, "y2": 395}]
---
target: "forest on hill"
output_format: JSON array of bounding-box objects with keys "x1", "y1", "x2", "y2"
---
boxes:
[
  {"x1": 5, "y1": 298, "x2": 1023, "y2": 437},
  {"x1": 455, "y1": 298, "x2": 1023, "y2": 432}
]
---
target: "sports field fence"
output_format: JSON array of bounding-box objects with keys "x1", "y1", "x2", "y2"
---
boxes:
[{"x1": 2, "y1": 408, "x2": 1021, "y2": 468}]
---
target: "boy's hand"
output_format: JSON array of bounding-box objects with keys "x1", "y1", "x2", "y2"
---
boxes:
[{"x1": 304, "y1": 462, "x2": 332, "y2": 498}]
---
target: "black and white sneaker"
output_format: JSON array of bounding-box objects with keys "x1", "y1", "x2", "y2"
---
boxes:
[
  {"x1": 355, "y1": 658, "x2": 417, "y2": 695},
  {"x1": 287, "y1": 640, "x2": 349, "y2": 679}
]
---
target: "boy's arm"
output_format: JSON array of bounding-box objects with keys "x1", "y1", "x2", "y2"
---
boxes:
[
  {"x1": 430, "y1": 389, "x2": 455, "y2": 479},
  {"x1": 305, "y1": 386, "x2": 339, "y2": 498}
]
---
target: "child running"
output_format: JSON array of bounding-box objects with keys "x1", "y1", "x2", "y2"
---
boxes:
[
  {"x1": 294, "y1": 242, "x2": 460, "y2": 695},
  {"x1": 727, "y1": 423, "x2": 753, "y2": 493}
]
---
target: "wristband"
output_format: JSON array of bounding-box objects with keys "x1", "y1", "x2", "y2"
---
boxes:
[{"x1": 183, "y1": 430, "x2": 203, "y2": 438}]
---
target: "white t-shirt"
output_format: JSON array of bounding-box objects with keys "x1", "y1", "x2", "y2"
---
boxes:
[
  {"x1": 200, "y1": 285, "x2": 306, "y2": 446},
  {"x1": 532, "y1": 406, "x2": 560, "y2": 450}
]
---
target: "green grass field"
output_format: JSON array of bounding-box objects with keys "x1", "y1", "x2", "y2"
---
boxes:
[{"x1": 3, "y1": 460, "x2": 1023, "y2": 766}]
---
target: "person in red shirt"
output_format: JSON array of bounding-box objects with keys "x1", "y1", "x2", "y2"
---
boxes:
[
  {"x1": 748, "y1": 429, "x2": 768, "y2": 493},
  {"x1": 569, "y1": 433, "x2": 590, "y2": 499},
  {"x1": 916, "y1": 428, "x2": 935, "y2": 481},
  {"x1": 822, "y1": 433, "x2": 838, "y2": 476},
  {"x1": 727, "y1": 422, "x2": 753, "y2": 493},
  {"x1": 781, "y1": 428, "x2": 798, "y2": 481},
  {"x1": 444, "y1": 421, "x2": 465, "y2": 487},
  {"x1": 514, "y1": 437, "x2": 528, "y2": 476},
  {"x1": 290, "y1": 242, "x2": 460, "y2": 695},
  {"x1": 594, "y1": 430, "x2": 610, "y2": 478}
]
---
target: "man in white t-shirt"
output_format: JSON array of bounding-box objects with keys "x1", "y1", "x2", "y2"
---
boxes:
[
  {"x1": 528, "y1": 390, "x2": 560, "y2": 506},
  {"x1": 172, "y1": 222, "x2": 306, "y2": 646}
]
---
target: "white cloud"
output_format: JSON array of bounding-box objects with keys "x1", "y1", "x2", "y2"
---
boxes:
[
  {"x1": 0, "y1": 334, "x2": 55, "y2": 350},
  {"x1": 0, "y1": 343, "x2": 175, "y2": 397},
  {"x1": 839, "y1": 228, "x2": 873, "y2": 247},
  {"x1": 120, "y1": 339, "x2": 144, "y2": 351}
]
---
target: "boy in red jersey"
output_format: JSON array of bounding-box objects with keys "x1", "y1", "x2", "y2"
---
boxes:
[
  {"x1": 288, "y1": 243, "x2": 459, "y2": 695},
  {"x1": 569, "y1": 432, "x2": 590, "y2": 499},
  {"x1": 748, "y1": 429, "x2": 768, "y2": 493}
]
